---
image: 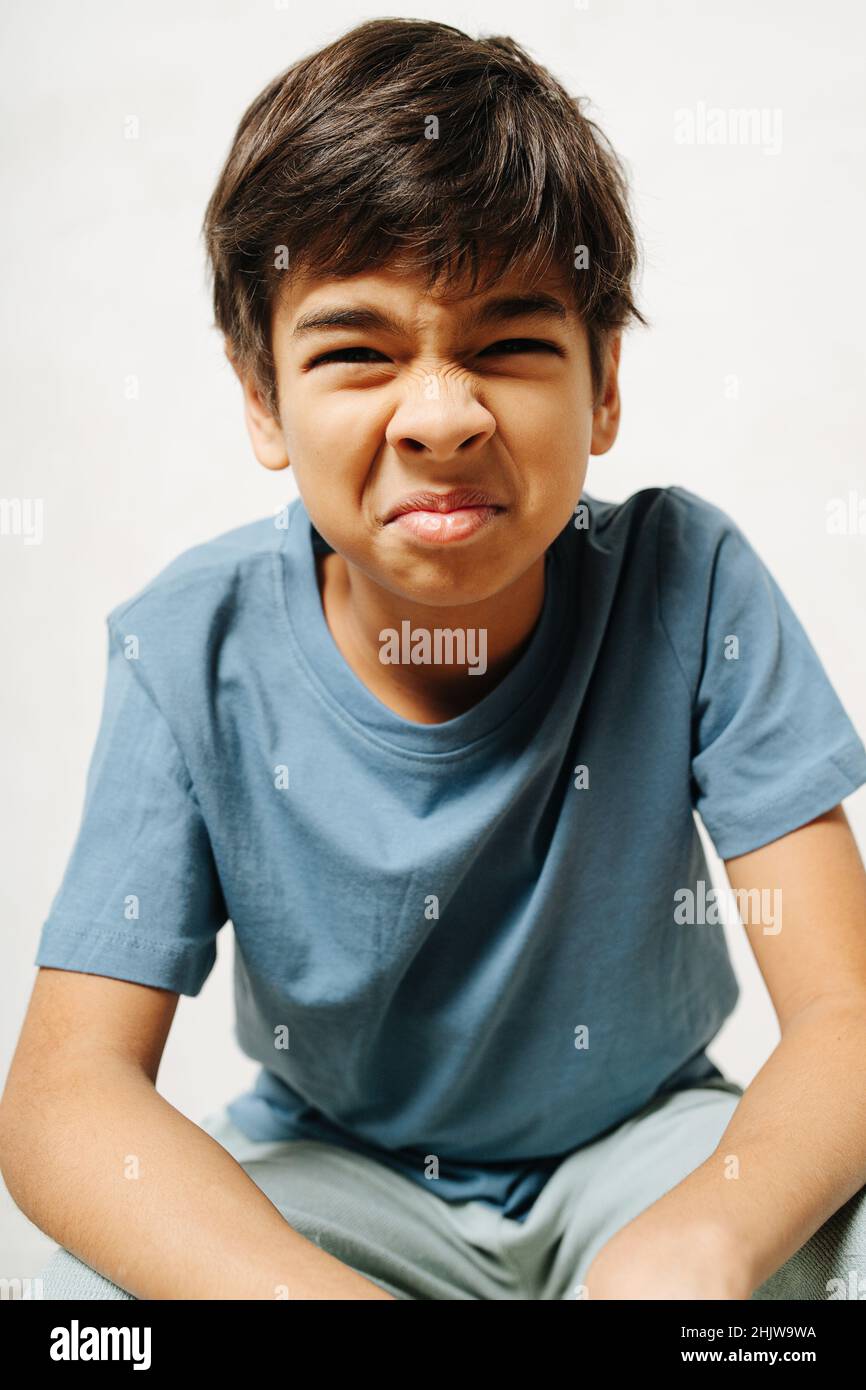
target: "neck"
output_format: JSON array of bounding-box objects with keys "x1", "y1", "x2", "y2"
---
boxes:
[{"x1": 316, "y1": 549, "x2": 547, "y2": 724}]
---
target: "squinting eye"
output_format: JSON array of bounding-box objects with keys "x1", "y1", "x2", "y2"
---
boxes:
[
  {"x1": 479, "y1": 338, "x2": 561, "y2": 356},
  {"x1": 305, "y1": 339, "x2": 563, "y2": 370},
  {"x1": 307, "y1": 347, "x2": 391, "y2": 368}
]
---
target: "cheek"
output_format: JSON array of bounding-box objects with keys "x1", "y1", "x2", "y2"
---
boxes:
[
  {"x1": 497, "y1": 362, "x2": 589, "y2": 430},
  {"x1": 283, "y1": 388, "x2": 384, "y2": 494},
  {"x1": 496, "y1": 381, "x2": 592, "y2": 482}
]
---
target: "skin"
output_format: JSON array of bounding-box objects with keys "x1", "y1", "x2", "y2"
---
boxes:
[{"x1": 232, "y1": 259, "x2": 621, "y2": 723}]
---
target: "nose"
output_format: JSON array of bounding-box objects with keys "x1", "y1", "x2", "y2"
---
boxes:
[{"x1": 385, "y1": 379, "x2": 496, "y2": 464}]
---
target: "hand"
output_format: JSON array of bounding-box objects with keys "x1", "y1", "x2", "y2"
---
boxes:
[{"x1": 575, "y1": 1210, "x2": 754, "y2": 1301}]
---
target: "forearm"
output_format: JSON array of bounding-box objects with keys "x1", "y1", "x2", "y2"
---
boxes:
[
  {"x1": 1, "y1": 1052, "x2": 394, "y2": 1300},
  {"x1": 638, "y1": 995, "x2": 866, "y2": 1292}
]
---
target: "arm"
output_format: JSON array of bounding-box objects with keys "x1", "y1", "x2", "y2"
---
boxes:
[
  {"x1": 583, "y1": 804, "x2": 866, "y2": 1299},
  {"x1": 0, "y1": 968, "x2": 394, "y2": 1300}
]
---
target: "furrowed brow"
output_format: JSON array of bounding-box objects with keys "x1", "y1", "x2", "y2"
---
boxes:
[
  {"x1": 291, "y1": 293, "x2": 572, "y2": 339},
  {"x1": 465, "y1": 293, "x2": 572, "y2": 329},
  {"x1": 292, "y1": 306, "x2": 408, "y2": 337}
]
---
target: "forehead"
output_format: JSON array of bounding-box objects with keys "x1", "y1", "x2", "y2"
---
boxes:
[{"x1": 274, "y1": 260, "x2": 579, "y2": 337}]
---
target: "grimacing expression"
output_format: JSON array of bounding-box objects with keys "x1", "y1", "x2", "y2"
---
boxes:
[{"x1": 244, "y1": 261, "x2": 620, "y2": 608}]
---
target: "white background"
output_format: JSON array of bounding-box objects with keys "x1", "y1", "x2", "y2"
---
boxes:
[{"x1": 2, "y1": 0, "x2": 865, "y2": 1277}]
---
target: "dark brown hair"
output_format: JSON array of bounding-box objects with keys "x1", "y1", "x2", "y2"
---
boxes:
[{"x1": 202, "y1": 17, "x2": 646, "y2": 417}]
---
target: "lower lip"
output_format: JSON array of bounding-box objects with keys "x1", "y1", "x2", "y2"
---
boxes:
[{"x1": 389, "y1": 506, "x2": 502, "y2": 544}]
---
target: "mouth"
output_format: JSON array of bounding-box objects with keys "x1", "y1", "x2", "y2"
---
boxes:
[{"x1": 383, "y1": 488, "x2": 506, "y2": 546}]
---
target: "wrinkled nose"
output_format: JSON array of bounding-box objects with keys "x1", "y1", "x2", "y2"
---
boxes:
[{"x1": 385, "y1": 385, "x2": 496, "y2": 463}]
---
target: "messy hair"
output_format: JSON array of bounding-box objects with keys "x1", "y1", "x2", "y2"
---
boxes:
[{"x1": 202, "y1": 17, "x2": 646, "y2": 417}]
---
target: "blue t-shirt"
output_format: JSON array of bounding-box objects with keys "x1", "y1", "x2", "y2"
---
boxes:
[{"x1": 34, "y1": 486, "x2": 866, "y2": 1221}]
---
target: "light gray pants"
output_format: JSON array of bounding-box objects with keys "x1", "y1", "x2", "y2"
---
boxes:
[{"x1": 33, "y1": 1078, "x2": 866, "y2": 1300}]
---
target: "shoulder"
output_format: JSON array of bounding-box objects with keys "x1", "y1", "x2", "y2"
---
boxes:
[
  {"x1": 101, "y1": 505, "x2": 299, "y2": 723},
  {"x1": 582, "y1": 484, "x2": 743, "y2": 552},
  {"x1": 578, "y1": 485, "x2": 763, "y2": 687},
  {"x1": 654, "y1": 484, "x2": 751, "y2": 556},
  {"x1": 577, "y1": 485, "x2": 750, "y2": 594},
  {"x1": 652, "y1": 485, "x2": 769, "y2": 616},
  {"x1": 105, "y1": 507, "x2": 291, "y2": 641},
  {"x1": 582, "y1": 483, "x2": 758, "y2": 584}
]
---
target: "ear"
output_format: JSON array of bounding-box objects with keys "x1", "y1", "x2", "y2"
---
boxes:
[
  {"x1": 590, "y1": 333, "x2": 622, "y2": 457},
  {"x1": 224, "y1": 341, "x2": 289, "y2": 472}
]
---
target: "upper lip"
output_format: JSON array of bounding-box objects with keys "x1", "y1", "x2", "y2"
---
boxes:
[{"x1": 383, "y1": 487, "x2": 505, "y2": 524}]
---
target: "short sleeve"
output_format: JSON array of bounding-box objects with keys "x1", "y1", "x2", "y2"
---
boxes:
[
  {"x1": 34, "y1": 618, "x2": 229, "y2": 995},
  {"x1": 661, "y1": 488, "x2": 866, "y2": 859}
]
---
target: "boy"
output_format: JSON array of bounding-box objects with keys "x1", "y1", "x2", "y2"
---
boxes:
[{"x1": 3, "y1": 17, "x2": 866, "y2": 1301}]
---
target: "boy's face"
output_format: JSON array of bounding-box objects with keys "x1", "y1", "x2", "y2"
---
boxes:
[{"x1": 239, "y1": 260, "x2": 620, "y2": 609}]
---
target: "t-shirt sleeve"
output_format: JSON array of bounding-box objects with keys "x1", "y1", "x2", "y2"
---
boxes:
[
  {"x1": 660, "y1": 487, "x2": 866, "y2": 860},
  {"x1": 33, "y1": 616, "x2": 229, "y2": 995}
]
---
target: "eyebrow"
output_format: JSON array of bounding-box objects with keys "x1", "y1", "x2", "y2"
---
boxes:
[{"x1": 291, "y1": 292, "x2": 571, "y2": 338}]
